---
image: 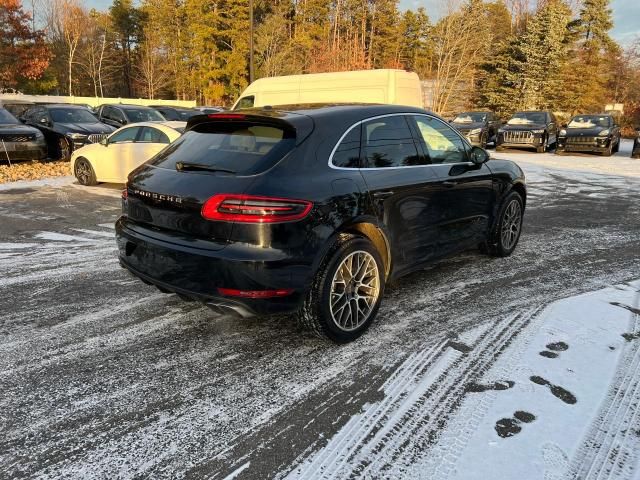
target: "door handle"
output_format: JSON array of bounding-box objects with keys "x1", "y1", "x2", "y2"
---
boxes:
[
  {"x1": 373, "y1": 191, "x2": 394, "y2": 199},
  {"x1": 442, "y1": 181, "x2": 458, "y2": 188}
]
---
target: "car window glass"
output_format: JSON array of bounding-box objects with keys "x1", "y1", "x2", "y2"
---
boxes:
[
  {"x1": 236, "y1": 96, "x2": 255, "y2": 109},
  {"x1": 109, "y1": 127, "x2": 139, "y2": 144},
  {"x1": 148, "y1": 122, "x2": 294, "y2": 176},
  {"x1": 362, "y1": 116, "x2": 422, "y2": 168},
  {"x1": 139, "y1": 127, "x2": 170, "y2": 144},
  {"x1": 413, "y1": 116, "x2": 468, "y2": 164},
  {"x1": 112, "y1": 109, "x2": 126, "y2": 123},
  {"x1": 125, "y1": 108, "x2": 164, "y2": 122},
  {"x1": 0, "y1": 108, "x2": 19, "y2": 124},
  {"x1": 50, "y1": 108, "x2": 97, "y2": 123},
  {"x1": 332, "y1": 124, "x2": 361, "y2": 168}
]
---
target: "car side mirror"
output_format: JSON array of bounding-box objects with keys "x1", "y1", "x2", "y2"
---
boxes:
[
  {"x1": 39, "y1": 118, "x2": 48, "y2": 125},
  {"x1": 470, "y1": 146, "x2": 489, "y2": 165},
  {"x1": 501, "y1": 120, "x2": 507, "y2": 125},
  {"x1": 562, "y1": 123, "x2": 567, "y2": 128}
]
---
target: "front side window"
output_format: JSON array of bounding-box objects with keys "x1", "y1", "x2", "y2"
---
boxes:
[
  {"x1": 413, "y1": 115, "x2": 468, "y2": 164},
  {"x1": 109, "y1": 127, "x2": 140, "y2": 144},
  {"x1": 362, "y1": 116, "x2": 422, "y2": 168},
  {"x1": 235, "y1": 96, "x2": 255, "y2": 110},
  {"x1": 138, "y1": 127, "x2": 170, "y2": 144},
  {"x1": 332, "y1": 125, "x2": 361, "y2": 168}
]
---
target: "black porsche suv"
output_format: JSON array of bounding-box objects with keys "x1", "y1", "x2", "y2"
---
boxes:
[
  {"x1": 556, "y1": 114, "x2": 620, "y2": 156},
  {"x1": 496, "y1": 110, "x2": 558, "y2": 153},
  {"x1": 116, "y1": 105, "x2": 526, "y2": 342}
]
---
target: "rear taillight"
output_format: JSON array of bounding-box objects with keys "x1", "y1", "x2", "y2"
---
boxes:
[
  {"x1": 218, "y1": 288, "x2": 294, "y2": 298},
  {"x1": 201, "y1": 194, "x2": 312, "y2": 223}
]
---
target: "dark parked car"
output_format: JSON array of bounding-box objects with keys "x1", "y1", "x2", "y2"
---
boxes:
[
  {"x1": 556, "y1": 114, "x2": 620, "y2": 156},
  {"x1": 633, "y1": 128, "x2": 640, "y2": 159},
  {"x1": 0, "y1": 107, "x2": 47, "y2": 161},
  {"x1": 0, "y1": 100, "x2": 36, "y2": 120},
  {"x1": 150, "y1": 106, "x2": 201, "y2": 121},
  {"x1": 116, "y1": 105, "x2": 526, "y2": 342},
  {"x1": 450, "y1": 111, "x2": 501, "y2": 148},
  {"x1": 95, "y1": 104, "x2": 166, "y2": 128},
  {"x1": 496, "y1": 110, "x2": 558, "y2": 153},
  {"x1": 22, "y1": 104, "x2": 115, "y2": 160}
]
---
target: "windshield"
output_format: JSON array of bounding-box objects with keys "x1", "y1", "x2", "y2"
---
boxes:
[
  {"x1": 507, "y1": 112, "x2": 546, "y2": 125},
  {"x1": 149, "y1": 122, "x2": 295, "y2": 175},
  {"x1": 126, "y1": 108, "x2": 165, "y2": 122},
  {"x1": 568, "y1": 115, "x2": 611, "y2": 129},
  {"x1": 50, "y1": 108, "x2": 99, "y2": 124},
  {"x1": 453, "y1": 113, "x2": 486, "y2": 123},
  {"x1": 0, "y1": 108, "x2": 19, "y2": 124}
]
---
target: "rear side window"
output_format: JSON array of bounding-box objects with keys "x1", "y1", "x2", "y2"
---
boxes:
[
  {"x1": 139, "y1": 127, "x2": 170, "y2": 144},
  {"x1": 332, "y1": 124, "x2": 361, "y2": 168},
  {"x1": 362, "y1": 116, "x2": 421, "y2": 168},
  {"x1": 148, "y1": 121, "x2": 295, "y2": 175}
]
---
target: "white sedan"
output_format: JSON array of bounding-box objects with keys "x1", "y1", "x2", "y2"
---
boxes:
[{"x1": 70, "y1": 121, "x2": 185, "y2": 185}]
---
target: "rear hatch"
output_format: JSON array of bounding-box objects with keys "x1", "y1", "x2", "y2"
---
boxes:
[{"x1": 124, "y1": 112, "x2": 313, "y2": 249}]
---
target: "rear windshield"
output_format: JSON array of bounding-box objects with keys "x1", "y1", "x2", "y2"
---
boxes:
[{"x1": 148, "y1": 121, "x2": 295, "y2": 175}]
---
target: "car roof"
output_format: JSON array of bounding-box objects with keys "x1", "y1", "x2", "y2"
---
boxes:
[
  {"x1": 40, "y1": 104, "x2": 88, "y2": 109},
  {"x1": 237, "y1": 103, "x2": 428, "y2": 121}
]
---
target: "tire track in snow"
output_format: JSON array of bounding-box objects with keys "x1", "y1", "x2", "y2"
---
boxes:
[
  {"x1": 285, "y1": 307, "x2": 541, "y2": 479},
  {"x1": 569, "y1": 292, "x2": 640, "y2": 480}
]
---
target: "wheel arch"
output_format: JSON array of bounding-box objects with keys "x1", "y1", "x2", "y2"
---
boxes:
[{"x1": 511, "y1": 181, "x2": 526, "y2": 210}]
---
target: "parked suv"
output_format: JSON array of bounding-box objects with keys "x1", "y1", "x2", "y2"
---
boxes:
[
  {"x1": 450, "y1": 111, "x2": 501, "y2": 148},
  {"x1": 116, "y1": 105, "x2": 526, "y2": 342},
  {"x1": 496, "y1": 110, "x2": 558, "y2": 153},
  {"x1": 0, "y1": 107, "x2": 47, "y2": 161},
  {"x1": 96, "y1": 104, "x2": 165, "y2": 128},
  {"x1": 632, "y1": 128, "x2": 640, "y2": 159},
  {"x1": 556, "y1": 114, "x2": 620, "y2": 156},
  {"x1": 22, "y1": 104, "x2": 115, "y2": 160}
]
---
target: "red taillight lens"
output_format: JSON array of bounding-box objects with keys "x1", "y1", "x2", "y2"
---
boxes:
[
  {"x1": 218, "y1": 288, "x2": 294, "y2": 298},
  {"x1": 121, "y1": 189, "x2": 128, "y2": 200},
  {"x1": 207, "y1": 113, "x2": 247, "y2": 120},
  {"x1": 202, "y1": 194, "x2": 312, "y2": 223}
]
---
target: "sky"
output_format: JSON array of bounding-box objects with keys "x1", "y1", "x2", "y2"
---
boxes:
[{"x1": 85, "y1": 0, "x2": 638, "y2": 45}]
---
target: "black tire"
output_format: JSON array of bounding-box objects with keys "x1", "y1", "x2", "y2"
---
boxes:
[
  {"x1": 74, "y1": 157, "x2": 97, "y2": 186},
  {"x1": 480, "y1": 131, "x2": 488, "y2": 149},
  {"x1": 536, "y1": 135, "x2": 547, "y2": 153},
  {"x1": 486, "y1": 191, "x2": 524, "y2": 257},
  {"x1": 613, "y1": 139, "x2": 620, "y2": 153},
  {"x1": 298, "y1": 236, "x2": 385, "y2": 343},
  {"x1": 58, "y1": 137, "x2": 71, "y2": 161},
  {"x1": 602, "y1": 142, "x2": 613, "y2": 157}
]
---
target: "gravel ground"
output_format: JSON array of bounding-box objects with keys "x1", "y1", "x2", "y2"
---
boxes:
[{"x1": 0, "y1": 145, "x2": 639, "y2": 479}]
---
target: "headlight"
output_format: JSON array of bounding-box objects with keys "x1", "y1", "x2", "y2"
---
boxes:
[
  {"x1": 531, "y1": 129, "x2": 545, "y2": 134},
  {"x1": 559, "y1": 129, "x2": 566, "y2": 136},
  {"x1": 598, "y1": 129, "x2": 610, "y2": 136},
  {"x1": 469, "y1": 128, "x2": 482, "y2": 135},
  {"x1": 68, "y1": 133, "x2": 88, "y2": 140}
]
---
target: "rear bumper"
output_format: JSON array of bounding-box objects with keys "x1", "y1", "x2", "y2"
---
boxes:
[{"x1": 116, "y1": 217, "x2": 309, "y2": 315}]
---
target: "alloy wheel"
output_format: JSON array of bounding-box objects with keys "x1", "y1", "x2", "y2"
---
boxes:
[
  {"x1": 75, "y1": 160, "x2": 91, "y2": 185},
  {"x1": 501, "y1": 199, "x2": 522, "y2": 251},
  {"x1": 329, "y1": 250, "x2": 380, "y2": 332},
  {"x1": 59, "y1": 138, "x2": 70, "y2": 160}
]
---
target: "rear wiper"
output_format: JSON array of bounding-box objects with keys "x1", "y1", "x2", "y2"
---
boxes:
[{"x1": 175, "y1": 162, "x2": 235, "y2": 174}]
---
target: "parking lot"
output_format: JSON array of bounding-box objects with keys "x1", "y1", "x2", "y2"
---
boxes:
[{"x1": 1, "y1": 142, "x2": 639, "y2": 479}]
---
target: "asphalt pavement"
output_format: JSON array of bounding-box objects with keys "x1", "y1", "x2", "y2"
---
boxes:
[{"x1": 1, "y1": 150, "x2": 639, "y2": 479}]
